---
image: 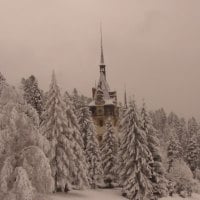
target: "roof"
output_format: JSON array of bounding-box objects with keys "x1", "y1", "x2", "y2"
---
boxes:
[{"x1": 96, "y1": 71, "x2": 110, "y2": 100}]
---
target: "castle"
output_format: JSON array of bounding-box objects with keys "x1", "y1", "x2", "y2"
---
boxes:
[{"x1": 88, "y1": 31, "x2": 119, "y2": 141}]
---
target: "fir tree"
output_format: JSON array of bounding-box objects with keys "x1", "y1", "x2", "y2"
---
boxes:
[
  {"x1": 41, "y1": 71, "x2": 88, "y2": 192},
  {"x1": 0, "y1": 72, "x2": 8, "y2": 96},
  {"x1": 150, "y1": 108, "x2": 167, "y2": 133},
  {"x1": 167, "y1": 134, "x2": 182, "y2": 173},
  {"x1": 21, "y1": 75, "x2": 43, "y2": 116},
  {"x1": 176, "y1": 118, "x2": 188, "y2": 152},
  {"x1": 188, "y1": 117, "x2": 199, "y2": 139},
  {"x1": 11, "y1": 167, "x2": 34, "y2": 200},
  {"x1": 78, "y1": 106, "x2": 103, "y2": 188},
  {"x1": 100, "y1": 119, "x2": 118, "y2": 188},
  {"x1": 167, "y1": 112, "x2": 180, "y2": 129},
  {"x1": 76, "y1": 99, "x2": 92, "y2": 149},
  {"x1": 141, "y1": 103, "x2": 168, "y2": 198},
  {"x1": 118, "y1": 100, "x2": 153, "y2": 200},
  {"x1": 64, "y1": 98, "x2": 89, "y2": 189},
  {"x1": 186, "y1": 136, "x2": 199, "y2": 176}
]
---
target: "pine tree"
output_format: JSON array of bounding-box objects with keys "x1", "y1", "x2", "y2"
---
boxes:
[
  {"x1": 11, "y1": 167, "x2": 34, "y2": 200},
  {"x1": 78, "y1": 105, "x2": 103, "y2": 188},
  {"x1": 186, "y1": 136, "x2": 199, "y2": 176},
  {"x1": 73, "y1": 97, "x2": 103, "y2": 188},
  {"x1": 141, "y1": 103, "x2": 168, "y2": 198},
  {"x1": 167, "y1": 112, "x2": 180, "y2": 129},
  {"x1": 76, "y1": 99, "x2": 92, "y2": 149},
  {"x1": 176, "y1": 118, "x2": 188, "y2": 152},
  {"x1": 85, "y1": 124, "x2": 103, "y2": 189},
  {"x1": 41, "y1": 71, "x2": 88, "y2": 192},
  {"x1": 150, "y1": 108, "x2": 167, "y2": 133},
  {"x1": 167, "y1": 134, "x2": 182, "y2": 173},
  {"x1": 188, "y1": 117, "x2": 199, "y2": 139},
  {"x1": 118, "y1": 100, "x2": 153, "y2": 200},
  {"x1": 21, "y1": 75, "x2": 43, "y2": 116},
  {"x1": 100, "y1": 119, "x2": 118, "y2": 188},
  {"x1": 0, "y1": 82, "x2": 49, "y2": 158},
  {"x1": 0, "y1": 72, "x2": 8, "y2": 97},
  {"x1": 63, "y1": 91, "x2": 90, "y2": 189}
]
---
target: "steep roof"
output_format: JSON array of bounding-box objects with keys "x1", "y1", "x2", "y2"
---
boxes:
[{"x1": 97, "y1": 71, "x2": 110, "y2": 100}]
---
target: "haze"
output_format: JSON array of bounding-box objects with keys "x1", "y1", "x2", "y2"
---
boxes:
[{"x1": 0, "y1": 0, "x2": 200, "y2": 120}]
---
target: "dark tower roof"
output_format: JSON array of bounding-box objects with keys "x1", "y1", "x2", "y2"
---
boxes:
[
  {"x1": 89, "y1": 28, "x2": 117, "y2": 107},
  {"x1": 100, "y1": 25, "x2": 105, "y2": 65}
]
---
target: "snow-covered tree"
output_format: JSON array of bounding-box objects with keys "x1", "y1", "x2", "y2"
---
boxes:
[
  {"x1": 0, "y1": 72, "x2": 8, "y2": 96},
  {"x1": 100, "y1": 119, "x2": 118, "y2": 188},
  {"x1": 118, "y1": 100, "x2": 153, "y2": 200},
  {"x1": 41, "y1": 71, "x2": 88, "y2": 192},
  {"x1": 141, "y1": 103, "x2": 168, "y2": 198},
  {"x1": 21, "y1": 75, "x2": 43, "y2": 116},
  {"x1": 0, "y1": 74, "x2": 53, "y2": 200},
  {"x1": 73, "y1": 97, "x2": 103, "y2": 188},
  {"x1": 167, "y1": 134, "x2": 182, "y2": 173},
  {"x1": 186, "y1": 136, "x2": 199, "y2": 175},
  {"x1": 19, "y1": 146, "x2": 54, "y2": 193},
  {"x1": 76, "y1": 100, "x2": 92, "y2": 149},
  {"x1": 188, "y1": 117, "x2": 199, "y2": 139},
  {"x1": 0, "y1": 83, "x2": 49, "y2": 158},
  {"x1": 167, "y1": 112, "x2": 180, "y2": 129},
  {"x1": 166, "y1": 159, "x2": 193, "y2": 198},
  {"x1": 11, "y1": 167, "x2": 34, "y2": 200},
  {"x1": 85, "y1": 121, "x2": 103, "y2": 189},
  {"x1": 150, "y1": 108, "x2": 167, "y2": 133},
  {"x1": 0, "y1": 146, "x2": 54, "y2": 199},
  {"x1": 176, "y1": 118, "x2": 188, "y2": 151},
  {"x1": 63, "y1": 92, "x2": 89, "y2": 189}
]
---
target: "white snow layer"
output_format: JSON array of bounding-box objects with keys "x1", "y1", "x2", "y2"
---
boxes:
[{"x1": 49, "y1": 189, "x2": 200, "y2": 200}]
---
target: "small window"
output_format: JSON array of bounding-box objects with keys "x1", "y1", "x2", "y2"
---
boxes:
[
  {"x1": 99, "y1": 120, "x2": 104, "y2": 127},
  {"x1": 98, "y1": 135, "x2": 102, "y2": 142}
]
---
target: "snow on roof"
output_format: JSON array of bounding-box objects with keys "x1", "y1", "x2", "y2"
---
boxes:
[
  {"x1": 105, "y1": 99, "x2": 114, "y2": 105},
  {"x1": 88, "y1": 101, "x2": 95, "y2": 106}
]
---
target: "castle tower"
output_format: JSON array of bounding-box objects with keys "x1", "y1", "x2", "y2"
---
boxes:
[{"x1": 88, "y1": 29, "x2": 119, "y2": 141}]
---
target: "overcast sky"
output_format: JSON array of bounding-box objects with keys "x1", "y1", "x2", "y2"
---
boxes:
[{"x1": 0, "y1": 0, "x2": 200, "y2": 120}]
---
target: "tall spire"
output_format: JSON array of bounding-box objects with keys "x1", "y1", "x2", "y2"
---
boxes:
[
  {"x1": 100, "y1": 24, "x2": 105, "y2": 65},
  {"x1": 124, "y1": 85, "x2": 128, "y2": 109}
]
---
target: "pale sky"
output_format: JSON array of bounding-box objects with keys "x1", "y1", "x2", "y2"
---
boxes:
[{"x1": 0, "y1": 0, "x2": 200, "y2": 120}]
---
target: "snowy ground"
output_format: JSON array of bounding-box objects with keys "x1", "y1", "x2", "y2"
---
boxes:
[{"x1": 50, "y1": 189, "x2": 200, "y2": 200}]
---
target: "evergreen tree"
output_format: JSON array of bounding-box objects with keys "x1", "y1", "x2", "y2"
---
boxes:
[
  {"x1": 41, "y1": 71, "x2": 88, "y2": 192},
  {"x1": 167, "y1": 112, "x2": 180, "y2": 129},
  {"x1": 0, "y1": 72, "x2": 8, "y2": 96},
  {"x1": 76, "y1": 99, "x2": 91, "y2": 149},
  {"x1": 186, "y1": 136, "x2": 199, "y2": 175},
  {"x1": 176, "y1": 118, "x2": 188, "y2": 152},
  {"x1": 167, "y1": 134, "x2": 182, "y2": 173},
  {"x1": 118, "y1": 100, "x2": 153, "y2": 200},
  {"x1": 11, "y1": 167, "x2": 34, "y2": 200},
  {"x1": 101, "y1": 119, "x2": 118, "y2": 188},
  {"x1": 73, "y1": 97, "x2": 103, "y2": 188},
  {"x1": 64, "y1": 96, "x2": 89, "y2": 189},
  {"x1": 79, "y1": 106, "x2": 103, "y2": 188},
  {"x1": 150, "y1": 108, "x2": 167, "y2": 133},
  {"x1": 141, "y1": 103, "x2": 168, "y2": 198},
  {"x1": 188, "y1": 117, "x2": 199, "y2": 139},
  {"x1": 21, "y1": 75, "x2": 43, "y2": 116}
]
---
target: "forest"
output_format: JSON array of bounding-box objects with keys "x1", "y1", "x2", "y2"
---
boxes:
[{"x1": 0, "y1": 71, "x2": 200, "y2": 200}]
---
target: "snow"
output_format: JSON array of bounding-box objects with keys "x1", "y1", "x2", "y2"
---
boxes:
[
  {"x1": 88, "y1": 101, "x2": 95, "y2": 106},
  {"x1": 49, "y1": 189, "x2": 200, "y2": 200},
  {"x1": 160, "y1": 193, "x2": 200, "y2": 200},
  {"x1": 50, "y1": 189, "x2": 125, "y2": 200},
  {"x1": 105, "y1": 99, "x2": 114, "y2": 105}
]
